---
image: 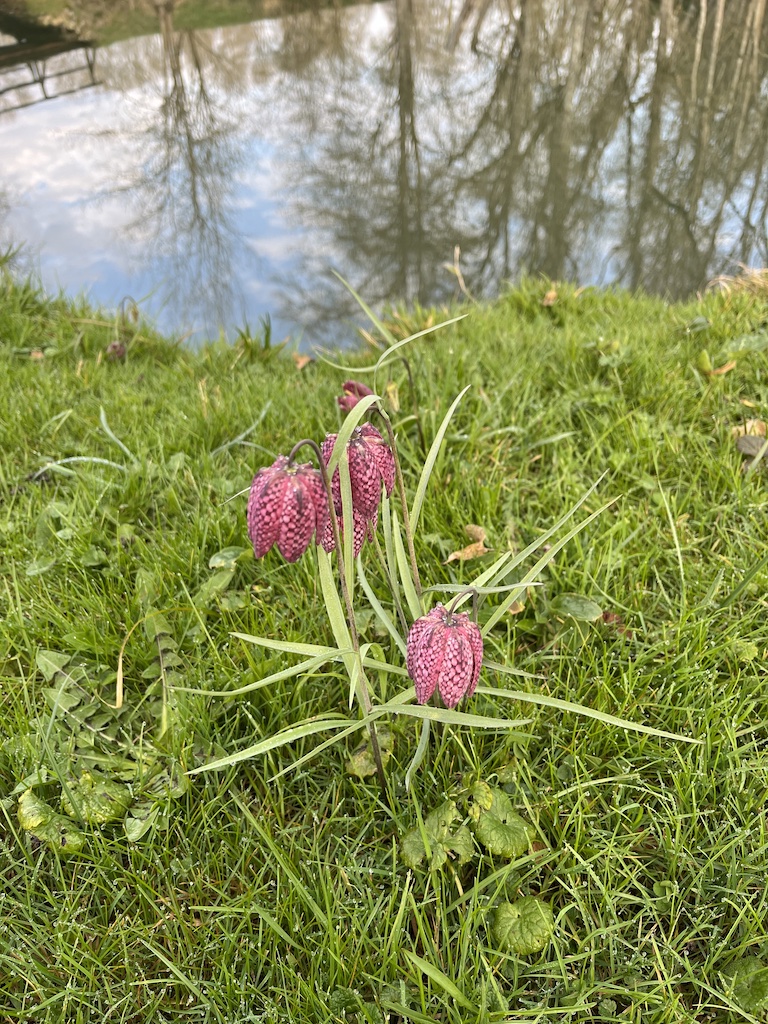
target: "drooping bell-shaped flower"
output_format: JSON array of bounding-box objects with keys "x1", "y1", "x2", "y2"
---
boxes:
[
  {"x1": 320, "y1": 506, "x2": 377, "y2": 559},
  {"x1": 337, "y1": 379, "x2": 374, "y2": 414},
  {"x1": 247, "y1": 456, "x2": 327, "y2": 563},
  {"x1": 406, "y1": 604, "x2": 483, "y2": 708},
  {"x1": 320, "y1": 424, "x2": 395, "y2": 549}
]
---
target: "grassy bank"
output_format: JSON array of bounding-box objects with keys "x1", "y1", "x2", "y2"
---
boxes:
[{"x1": 1, "y1": 267, "x2": 768, "y2": 1023}]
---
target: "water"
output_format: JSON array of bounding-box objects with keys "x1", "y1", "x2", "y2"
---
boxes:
[{"x1": 1, "y1": 0, "x2": 767, "y2": 347}]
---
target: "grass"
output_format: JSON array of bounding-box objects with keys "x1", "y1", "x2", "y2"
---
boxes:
[{"x1": 1, "y1": 263, "x2": 768, "y2": 1022}]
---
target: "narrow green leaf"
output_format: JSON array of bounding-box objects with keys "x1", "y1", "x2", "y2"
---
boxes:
[
  {"x1": 373, "y1": 702, "x2": 531, "y2": 733},
  {"x1": 358, "y1": 557, "x2": 408, "y2": 659},
  {"x1": 392, "y1": 507, "x2": 421, "y2": 620},
  {"x1": 177, "y1": 651, "x2": 344, "y2": 696},
  {"x1": 482, "y1": 498, "x2": 614, "y2": 634},
  {"x1": 410, "y1": 385, "x2": 471, "y2": 535},
  {"x1": 403, "y1": 952, "x2": 479, "y2": 1012},
  {"x1": 405, "y1": 717, "x2": 431, "y2": 792},
  {"x1": 186, "y1": 717, "x2": 354, "y2": 774},
  {"x1": 231, "y1": 633, "x2": 340, "y2": 658},
  {"x1": 477, "y1": 683, "x2": 703, "y2": 743}
]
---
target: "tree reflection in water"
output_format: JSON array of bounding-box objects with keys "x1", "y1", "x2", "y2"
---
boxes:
[{"x1": 83, "y1": 0, "x2": 768, "y2": 341}]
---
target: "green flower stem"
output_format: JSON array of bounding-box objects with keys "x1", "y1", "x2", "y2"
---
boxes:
[
  {"x1": 289, "y1": 438, "x2": 389, "y2": 804},
  {"x1": 371, "y1": 530, "x2": 409, "y2": 636},
  {"x1": 376, "y1": 411, "x2": 422, "y2": 601}
]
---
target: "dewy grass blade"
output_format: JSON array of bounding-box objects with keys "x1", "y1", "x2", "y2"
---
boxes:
[
  {"x1": 186, "y1": 716, "x2": 354, "y2": 774},
  {"x1": 482, "y1": 497, "x2": 615, "y2": 634},
  {"x1": 358, "y1": 558, "x2": 408, "y2": 659},
  {"x1": 477, "y1": 683, "x2": 703, "y2": 743},
  {"x1": 403, "y1": 952, "x2": 480, "y2": 1013},
  {"x1": 410, "y1": 385, "x2": 471, "y2": 535}
]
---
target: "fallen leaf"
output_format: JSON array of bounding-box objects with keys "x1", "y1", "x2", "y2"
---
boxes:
[
  {"x1": 542, "y1": 289, "x2": 557, "y2": 307},
  {"x1": 507, "y1": 600, "x2": 525, "y2": 615},
  {"x1": 731, "y1": 419, "x2": 766, "y2": 438},
  {"x1": 292, "y1": 353, "x2": 312, "y2": 371},
  {"x1": 736, "y1": 435, "x2": 768, "y2": 461},
  {"x1": 30, "y1": 350, "x2": 45, "y2": 361},
  {"x1": 444, "y1": 524, "x2": 490, "y2": 563},
  {"x1": 740, "y1": 399, "x2": 758, "y2": 408},
  {"x1": 709, "y1": 360, "x2": 737, "y2": 376}
]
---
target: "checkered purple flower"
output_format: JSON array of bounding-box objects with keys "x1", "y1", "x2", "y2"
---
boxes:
[
  {"x1": 406, "y1": 604, "x2": 483, "y2": 708},
  {"x1": 320, "y1": 425, "x2": 395, "y2": 554},
  {"x1": 247, "y1": 456, "x2": 327, "y2": 563}
]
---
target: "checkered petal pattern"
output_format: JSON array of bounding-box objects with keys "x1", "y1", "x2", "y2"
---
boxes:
[
  {"x1": 247, "y1": 457, "x2": 327, "y2": 563},
  {"x1": 320, "y1": 425, "x2": 394, "y2": 553},
  {"x1": 406, "y1": 604, "x2": 484, "y2": 708}
]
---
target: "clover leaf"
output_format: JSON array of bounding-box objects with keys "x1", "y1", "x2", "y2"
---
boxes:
[{"x1": 492, "y1": 897, "x2": 554, "y2": 955}]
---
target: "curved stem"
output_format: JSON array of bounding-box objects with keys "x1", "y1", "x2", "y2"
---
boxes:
[{"x1": 288, "y1": 437, "x2": 389, "y2": 804}]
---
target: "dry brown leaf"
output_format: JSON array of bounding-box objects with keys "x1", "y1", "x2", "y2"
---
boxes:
[
  {"x1": 740, "y1": 398, "x2": 758, "y2": 408},
  {"x1": 292, "y1": 353, "x2": 313, "y2": 371},
  {"x1": 507, "y1": 600, "x2": 525, "y2": 615},
  {"x1": 731, "y1": 419, "x2": 766, "y2": 438},
  {"x1": 542, "y1": 288, "x2": 557, "y2": 307},
  {"x1": 385, "y1": 381, "x2": 400, "y2": 411},
  {"x1": 29, "y1": 349, "x2": 45, "y2": 361},
  {"x1": 444, "y1": 524, "x2": 490, "y2": 563},
  {"x1": 709, "y1": 360, "x2": 737, "y2": 376}
]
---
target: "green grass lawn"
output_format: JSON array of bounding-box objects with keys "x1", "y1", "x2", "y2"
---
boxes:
[{"x1": 1, "y1": 263, "x2": 768, "y2": 1023}]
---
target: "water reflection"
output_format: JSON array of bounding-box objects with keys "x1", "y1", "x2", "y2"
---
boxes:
[{"x1": 1, "y1": 0, "x2": 767, "y2": 344}]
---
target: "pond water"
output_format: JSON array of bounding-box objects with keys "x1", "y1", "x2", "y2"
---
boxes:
[{"x1": 1, "y1": 0, "x2": 767, "y2": 347}]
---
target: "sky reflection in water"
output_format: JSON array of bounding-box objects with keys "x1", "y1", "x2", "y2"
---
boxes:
[{"x1": 1, "y1": 0, "x2": 767, "y2": 347}]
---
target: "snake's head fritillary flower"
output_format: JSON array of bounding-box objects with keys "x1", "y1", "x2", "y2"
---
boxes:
[
  {"x1": 321, "y1": 424, "x2": 395, "y2": 521},
  {"x1": 337, "y1": 379, "x2": 374, "y2": 414},
  {"x1": 406, "y1": 604, "x2": 483, "y2": 708},
  {"x1": 320, "y1": 507, "x2": 378, "y2": 559},
  {"x1": 247, "y1": 456, "x2": 327, "y2": 563}
]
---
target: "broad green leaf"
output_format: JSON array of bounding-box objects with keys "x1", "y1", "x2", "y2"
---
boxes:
[
  {"x1": 401, "y1": 800, "x2": 475, "y2": 871},
  {"x1": 36, "y1": 649, "x2": 70, "y2": 681},
  {"x1": 192, "y1": 569, "x2": 235, "y2": 606},
  {"x1": 80, "y1": 546, "x2": 109, "y2": 568},
  {"x1": 42, "y1": 687, "x2": 80, "y2": 712},
  {"x1": 472, "y1": 787, "x2": 531, "y2": 858},
  {"x1": 410, "y1": 385, "x2": 471, "y2": 535},
  {"x1": 17, "y1": 789, "x2": 85, "y2": 855},
  {"x1": 61, "y1": 771, "x2": 132, "y2": 824},
  {"x1": 727, "y1": 956, "x2": 768, "y2": 1015},
  {"x1": 346, "y1": 727, "x2": 394, "y2": 778},
  {"x1": 461, "y1": 780, "x2": 494, "y2": 820},
  {"x1": 492, "y1": 897, "x2": 554, "y2": 955},
  {"x1": 208, "y1": 546, "x2": 249, "y2": 569},
  {"x1": 124, "y1": 803, "x2": 160, "y2": 842},
  {"x1": 549, "y1": 593, "x2": 603, "y2": 622}
]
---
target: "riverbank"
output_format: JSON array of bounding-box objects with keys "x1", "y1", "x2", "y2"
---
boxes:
[{"x1": 2, "y1": 268, "x2": 768, "y2": 1020}]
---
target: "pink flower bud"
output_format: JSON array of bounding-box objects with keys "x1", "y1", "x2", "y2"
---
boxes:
[
  {"x1": 406, "y1": 604, "x2": 483, "y2": 708},
  {"x1": 337, "y1": 379, "x2": 374, "y2": 413},
  {"x1": 247, "y1": 456, "x2": 327, "y2": 563}
]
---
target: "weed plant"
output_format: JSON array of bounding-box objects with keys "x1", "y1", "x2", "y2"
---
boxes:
[{"x1": 1, "y1": 267, "x2": 768, "y2": 1021}]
